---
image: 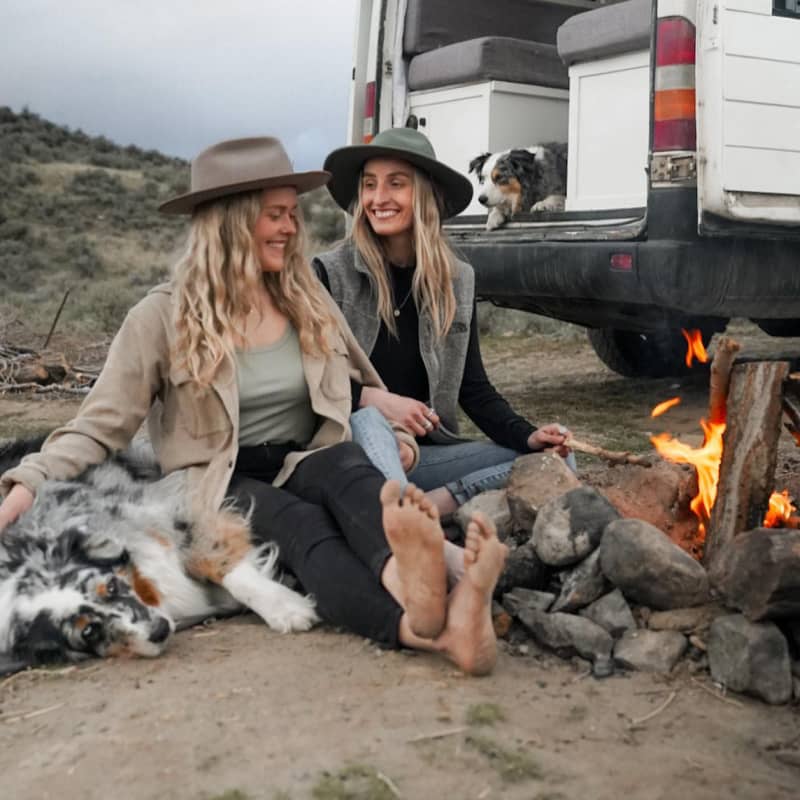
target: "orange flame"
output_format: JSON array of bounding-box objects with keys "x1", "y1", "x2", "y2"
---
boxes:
[
  {"x1": 764, "y1": 490, "x2": 796, "y2": 528},
  {"x1": 651, "y1": 419, "x2": 726, "y2": 535},
  {"x1": 651, "y1": 396, "x2": 681, "y2": 418},
  {"x1": 682, "y1": 328, "x2": 709, "y2": 368}
]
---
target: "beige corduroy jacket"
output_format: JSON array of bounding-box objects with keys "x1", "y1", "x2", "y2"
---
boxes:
[{"x1": 0, "y1": 284, "x2": 414, "y2": 519}]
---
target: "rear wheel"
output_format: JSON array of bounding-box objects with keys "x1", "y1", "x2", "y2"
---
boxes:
[{"x1": 587, "y1": 327, "x2": 716, "y2": 378}]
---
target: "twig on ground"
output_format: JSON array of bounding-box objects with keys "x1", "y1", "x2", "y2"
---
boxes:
[
  {"x1": 407, "y1": 726, "x2": 467, "y2": 743},
  {"x1": 565, "y1": 435, "x2": 652, "y2": 467},
  {"x1": 690, "y1": 677, "x2": 744, "y2": 707},
  {"x1": 628, "y1": 690, "x2": 677, "y2": 727},
  {"x1": 376, "y1": 771, "x2": 402, "y2": 798},
  {"x1": 3, "y1": 702, "x2": 64, "y2": 724}
]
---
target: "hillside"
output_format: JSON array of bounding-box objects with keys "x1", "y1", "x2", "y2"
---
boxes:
[{"x1": 0, "y1": 107, "x2": 344, "y2": 344}]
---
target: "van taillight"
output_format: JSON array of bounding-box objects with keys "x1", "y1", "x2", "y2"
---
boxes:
[
  {"x1": 653, "y1": 17, "x2": 696, "y2": 151},
  {"x1": 363, "y1": 81, "x2": 376, "y2": 143}
]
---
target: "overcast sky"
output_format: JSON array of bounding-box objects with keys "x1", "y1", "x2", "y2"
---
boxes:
[{"x1": 1, "y1": 0, "x2": 359, "y2": 168}]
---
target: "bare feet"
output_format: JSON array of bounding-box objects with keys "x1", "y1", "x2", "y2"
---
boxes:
[
  {"x1": 380, "y1": 480, "x2": 448, "y2": 639},
  {"x1": 437, "y1": 511, "x2": 508, "y2": 676}
]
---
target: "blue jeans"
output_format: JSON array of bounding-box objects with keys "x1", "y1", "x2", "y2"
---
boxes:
[{"x1": 349, "y1": 407, "x2": 519, "y2": 505}]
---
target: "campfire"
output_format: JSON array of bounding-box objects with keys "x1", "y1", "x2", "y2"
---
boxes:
[
  {"x1": 476, "y1": 329, "x2": 800, "y2": 706},
  {"x1": 650, "y1": 330, "x2": 797, "y2": 550}
]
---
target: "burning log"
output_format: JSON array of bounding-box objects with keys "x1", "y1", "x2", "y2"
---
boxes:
[
  {"x1": 564, "y1": 436, "x2": 652, "y2": 467},
  {"x1": 704, "y1": 360, "x2": 790, "y2": 570},
  {"x1": 782, "y1": 372, "x2": 800, "y2": 446},
  {"x1": 708, "y1": 336, "x2": 741, "y2": 425}
]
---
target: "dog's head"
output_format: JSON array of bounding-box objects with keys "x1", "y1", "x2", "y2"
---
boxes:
[
  {"x1": 469, "y1": 149, "x2": 544, "y2": 214},
  {"x1": 0, "y1": 523, "x2": 173, "y2": 664}
]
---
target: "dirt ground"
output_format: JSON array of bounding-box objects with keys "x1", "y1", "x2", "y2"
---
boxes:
[{"x1": 1, "y1": 322, "x2": 799, "y2": 800}]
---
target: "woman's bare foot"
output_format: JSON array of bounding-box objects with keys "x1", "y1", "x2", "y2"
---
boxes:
[
  {"x1": 380, "y1": 480, "x2": 448, "y2": 639},
  {"x1": 437, "y1": 512, "x2": 508, "y2": 676}
]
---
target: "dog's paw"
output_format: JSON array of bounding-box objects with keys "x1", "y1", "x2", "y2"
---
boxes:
[
  {"x1": 531, "y1": 194, "x2": 566, "y2": 213},
  {"x1": 265, "y1": 590, "x2": 319, "y2": 633},
  {"x1": 485, "y1": 208, "x2": 508, "y2": 231}
]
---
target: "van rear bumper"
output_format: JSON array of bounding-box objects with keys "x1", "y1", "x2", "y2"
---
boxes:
[{"x1": 457, "y1": 236, "x2": 800, "y2": 330}]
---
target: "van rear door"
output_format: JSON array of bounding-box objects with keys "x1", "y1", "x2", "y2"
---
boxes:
[{"x1": 696, "y1": 0, "x2": 800, "y2": 228}]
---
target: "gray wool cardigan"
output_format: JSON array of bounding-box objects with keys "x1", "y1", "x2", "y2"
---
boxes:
[{"x1": 313, "y1": 241, "x2": 475, "y2": 434}]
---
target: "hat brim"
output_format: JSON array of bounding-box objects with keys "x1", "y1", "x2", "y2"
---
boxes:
[
  {"x1": 323, "y1": 145, "x2": 473, "y2": 219},
  {"x1": 158, "y1": 170, "x2": 331, "y2": 215}
]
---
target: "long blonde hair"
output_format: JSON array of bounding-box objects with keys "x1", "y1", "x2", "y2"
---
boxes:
[
  {"x1": 172, "y1": 189, "x2": 334, "y2": 387},
  {"x1": 351, "y1": 167, "x2": 457, "y2": 339}
]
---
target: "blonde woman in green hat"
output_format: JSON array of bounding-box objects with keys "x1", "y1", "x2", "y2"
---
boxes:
[
  {"x1": 0, "y1": 136, "x2": 508, "y2": 675},
  {"x1": 315, "y1": 128, "x2": 571, "y2": 521}
]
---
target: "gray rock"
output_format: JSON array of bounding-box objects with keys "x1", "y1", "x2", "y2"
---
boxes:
[
  {"x1": 501, "y1": 587, "x2": 555, "y2": 617},
  {"x1": 599, "y1": 518, "x2": 710, "y2": 609},
  {"x1": 495, "y1": 540, "x2": 549, "y2": 596},
  {"x1": 579, "y1": 589, "x2": 637, "y2": 638},
  {"x1": 517, "y1": 608, "x2": 614, "y2": 670},
  {"x1": 506, "y1": 453, "x2": 581, "y2": 532},
  {"x1": 532, "y1": 486, "x2": 620, "y2": 567},
  {"x1": 454, "y1": 489, "x2": 514, "y2": 541},
  {"x1": 707, "y1": 614, "x2": 793, "y2": 705},
  {"x1": 551, "y1": 549, "x2": 609, "y2": 613},
  {"x1": 648, "y1": 605, "x2": 725, "y2": 633},
  {"x1": 614, "y1": 629, "x2": 688, "y2": 673}
]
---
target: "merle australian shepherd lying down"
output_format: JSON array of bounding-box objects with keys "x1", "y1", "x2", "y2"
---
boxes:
[
  {"x1": 0, "y1": 438, "x2": 317, "y2": 665},
  {"x1": 468, "y1": 143, "x2": 568, "y2": 231}
]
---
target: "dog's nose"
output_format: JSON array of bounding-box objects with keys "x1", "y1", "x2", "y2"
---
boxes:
[
  {"x1": 478, "y1": 195, "x2": 488, "y2": 206},
  {"x1": 149, "y1": 618, "x2": 171, "y2": 644}
]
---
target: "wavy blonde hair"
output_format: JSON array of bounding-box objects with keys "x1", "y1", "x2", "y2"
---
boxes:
[
  {"x1": 351, "y1": 166, "x2": 456, "y2": 339},
  {"x1": 172, "y1": 189, "x2": 334, "y2": 387}
]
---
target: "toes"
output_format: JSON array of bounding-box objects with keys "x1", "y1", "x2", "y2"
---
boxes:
[
  {"x1": 405, "y1": 484, "x2": 425, "y2": 507},
  {"x1": 417, "y1": 494, "x2": 440, "y2": 521},
  {"x1": 470, "y1": 511, "x2": 496, "y2": 541},
  {"x1": 380, "y1": 479, "x2": 404, "y2": 506}
]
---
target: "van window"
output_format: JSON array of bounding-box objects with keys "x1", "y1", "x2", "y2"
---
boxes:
[{"x1": 774, "y1": 0, "x2": 800, "y2": 18}]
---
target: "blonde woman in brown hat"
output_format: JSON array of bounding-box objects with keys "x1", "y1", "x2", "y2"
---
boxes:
[
  {"x1": 0, "y1": 136, "x2": 508, "y2": 675},
  {"x1": 314, "y1": 128, "x2": 571, "y2": 521}
]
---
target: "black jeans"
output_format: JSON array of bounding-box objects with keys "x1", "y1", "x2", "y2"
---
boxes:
[{"x1": 226, "y1": 442, "x2": 404, "y2": 648}]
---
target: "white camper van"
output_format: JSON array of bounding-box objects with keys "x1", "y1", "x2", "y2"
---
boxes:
[{"x1": 347, "y1": 0, "x2": 800, "y2": 376}]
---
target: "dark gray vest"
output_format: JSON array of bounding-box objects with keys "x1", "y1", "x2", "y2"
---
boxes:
[{"x1": 315, "y1": 242, "x2": 475, "y2": 432}]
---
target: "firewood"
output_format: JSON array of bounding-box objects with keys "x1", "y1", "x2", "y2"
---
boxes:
[
  {"x1": 782, "y1": 374, "x2": 800, "y2": 446},
  {"x1": 704, "y1": 360, "x2": 790, "y2": 569},
  {"x1": 564, "y1": 436, "x2": 652, "y2": 467},
  {"x1": 708, "y1": 336, "x2": 741, "y2": 425}
]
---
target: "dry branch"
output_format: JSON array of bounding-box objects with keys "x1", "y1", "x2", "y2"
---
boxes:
[
  {"x1": 708, "y1": 336, "x2": 741, "y2": 425},
  {"x1": 564, "y1": 436, "x2": 652, "y2": 467}
]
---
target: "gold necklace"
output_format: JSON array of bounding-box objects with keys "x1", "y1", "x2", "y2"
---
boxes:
[{"x1": 393, "y1": 285, "x2": 414, "y2": 317}]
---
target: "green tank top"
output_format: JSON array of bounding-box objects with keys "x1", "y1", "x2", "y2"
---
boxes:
[{"x1": 235, "y1": 324, "x2": 316, "y2": 447}]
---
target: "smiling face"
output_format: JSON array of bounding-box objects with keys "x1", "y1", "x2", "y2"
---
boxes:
[
  {"x1": 359, "y1": 158, "x2": 415, "y2": 244},
  {"x1": 253, "y1": 186, "x2": 299, "y2": 272}
]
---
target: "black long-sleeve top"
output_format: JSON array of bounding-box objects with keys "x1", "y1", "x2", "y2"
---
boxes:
[{"x1": 315, "y1": 260, "x2": 536, "y2": 453}]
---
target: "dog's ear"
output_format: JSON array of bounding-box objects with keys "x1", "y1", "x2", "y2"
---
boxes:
[
  {"x1": 57, "y1": 526, "x2": 129, "y2": 568},
  {"x1": 507, "y1": 149, "x2": 541, "y2": 180},
  {"x1": 468, "y1": 152, "x2": 491, "y2": 178}
]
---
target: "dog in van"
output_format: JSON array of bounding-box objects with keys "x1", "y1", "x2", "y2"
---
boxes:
[
  {"x1": 0, "y1": 437, "x2": 317, "y2": 665},
  {"x1": 468, "y1": 143, "x2": 568, "y2": 231}
]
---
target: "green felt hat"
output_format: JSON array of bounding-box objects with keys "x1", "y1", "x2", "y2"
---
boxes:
[{"x1": 323, "y1": 128, "x2": 473, "y2": 219}]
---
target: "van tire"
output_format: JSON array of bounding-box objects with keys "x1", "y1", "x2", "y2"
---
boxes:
[{"x1": 587, "y1": 327, "x2": 709, "y2": 378}]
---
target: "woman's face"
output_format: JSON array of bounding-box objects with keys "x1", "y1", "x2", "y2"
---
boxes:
[
  {"x1": 360, "y1": 158, "x2": 415, "y2": 240},
  {"x1": 253, "y1": 186, "x2": 299, "y2": 272}
]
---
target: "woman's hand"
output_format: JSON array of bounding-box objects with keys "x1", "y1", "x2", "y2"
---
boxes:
[
  {"x1": 0, "y1": 483, "x2": 34, "y2": 533},
  {"x1": 360, "y1": 387, "x2": 440, "y2": 437},
  {"x1": 528, "y1": 423, "x2": 571, "y2": 458}
]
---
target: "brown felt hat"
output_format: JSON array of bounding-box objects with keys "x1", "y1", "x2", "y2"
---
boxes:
[{"x1": 159, "y1": 137, "x2": 330, "y2": 215}]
